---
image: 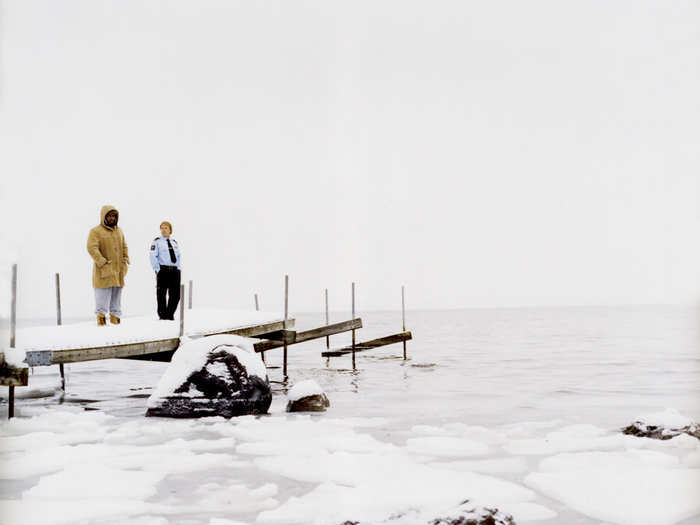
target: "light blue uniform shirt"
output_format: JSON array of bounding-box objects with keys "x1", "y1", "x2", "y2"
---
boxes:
[{"x1": 149, "y1": 236, "x2": 182, "y2": 272}]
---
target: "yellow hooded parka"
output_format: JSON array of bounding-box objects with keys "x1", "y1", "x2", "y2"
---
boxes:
[{"x1": 87, "y1": 205, "x2": 130, "y2": 288}]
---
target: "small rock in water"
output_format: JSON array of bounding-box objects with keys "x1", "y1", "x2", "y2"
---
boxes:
[
  {"x1": 340, "y1": 500, "x2": 516, "y2": 525},
  {"x1": 286, "y1": 379, "x2": 330, "y2": 412},
  {"x1": 146, "y1": 334, "x2": 271, "y2": 418},
  {"x1": 621, "y1": 408, "x2": 700, "y2": 441}
]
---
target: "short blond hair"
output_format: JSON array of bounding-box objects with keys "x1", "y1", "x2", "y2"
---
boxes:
[{"x1": 160, "y1": 221, "x2": 173, "y2": 233}]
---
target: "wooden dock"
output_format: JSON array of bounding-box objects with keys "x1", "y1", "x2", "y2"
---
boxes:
[
  {"x1": 1, "y1": 268, "x2": 413, "y2": 418},
  {"x1": 20, "y1": 318, "x2": 298, "y2": 367}
]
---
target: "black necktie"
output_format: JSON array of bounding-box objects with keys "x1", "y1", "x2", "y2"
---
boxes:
[{"x1": 166, "y1": 239, "x2": 176, "y2": 263}]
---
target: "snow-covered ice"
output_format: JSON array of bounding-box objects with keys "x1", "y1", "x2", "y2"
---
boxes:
[{"x1": 525, "y1": 448, "x2": 700, "y2": 525}]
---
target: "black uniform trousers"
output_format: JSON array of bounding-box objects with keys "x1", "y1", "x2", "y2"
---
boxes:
[{"x1": 156, "y1": 266, "x2": 181, "y2": 320}]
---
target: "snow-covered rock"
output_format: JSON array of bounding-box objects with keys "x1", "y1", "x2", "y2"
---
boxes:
[
  {"x1": 621, "y1": 409, "x2": 700, "y2": 440},
  {"x1": 146, "y1": 334, "x2": 271, "y2": 418},
  {"x1": 339, "y1": 499, "x2": 516, "y2": 524},
  {"x1": 286, "y1": 379, "x2": 329, "y2": 412}
]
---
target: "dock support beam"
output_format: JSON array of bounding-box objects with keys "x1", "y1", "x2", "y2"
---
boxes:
[
  {"x1": 179, "y1": 284, "x2": 185, "y2": 337},
  {"x1": 402, "y1": 285, "x2": 407, "y2": 360},
  {"x1": 55, "y1": 273, "x2": 65, "y2": 390},
  {"x1": 9, "y1": 264, "x2": 17, "y2": 419},
  {"x1": 283, "y1": 275, "x2": 289, "y2": 377},
  {"x1": 255, "y1": 293, "x2": 265, "y2": 363},
  {"x1": 325, "y1": 288, "x2": 330, "y2": 350},
  {"x1": 351, "y1": 282, "x2": 356, "y2": 370}
]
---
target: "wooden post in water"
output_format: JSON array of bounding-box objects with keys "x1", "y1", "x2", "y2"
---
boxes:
[
  {"x1": 55, "y1": 273, "x2": 62, "y2": 326},
  {"x1": 325, "y1": 288, "x2": 330, "y2": 350},
  {"x1": 188, "y1": 280, "x2": 193, "y2": 310},
  {"x1": 351, "y1": 282, "x2": 356, "y2": 370},
  {"x1": 255, "y1": 293, "x2": 265, "y2": 363},
  {"x1": 283, "y1": 275, "x2": 289, "y2": 377},
  {"x1": 55, "y1": 273, "x2": 65, "y2": 390},
  {"x1": 179, "y1": 284, "x2": 185, "y2": 338},
  {"x1": 8, "y1": 264, "x2": 17, "y2": 419},
  {"x1": 402, "y1": 285, "x2": 407, "y2": 360}
]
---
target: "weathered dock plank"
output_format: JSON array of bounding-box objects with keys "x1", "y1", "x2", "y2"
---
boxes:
[
  {"x1": 51, "y1": 339, "x2": 181, "y2": 365},
  {"x1": 13, "y1": 319, "x2": 296, "y2": 367},
  {"x1": 322, "y1": 331, "x2": 412, "y2": 357},
  {"x1": 253, "y1": 318, "x2": 363, "y2": 353},
  {"x1": 212, "y1": 319, "x2": 295, "y2": 338}
]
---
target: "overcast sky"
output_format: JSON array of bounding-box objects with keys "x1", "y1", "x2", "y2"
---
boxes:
[{"x1": 1, "y1": 0, "x2": 698, "y2": 320}]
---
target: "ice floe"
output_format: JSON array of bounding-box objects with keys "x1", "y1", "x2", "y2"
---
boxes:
[{"x1": 1, "y1": 407, "x2": 699, "y2": 525}]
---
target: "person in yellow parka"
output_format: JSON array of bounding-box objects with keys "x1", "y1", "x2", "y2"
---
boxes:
[{"x1": 87, "y1": 205, "x2": 130, "y2": 326}]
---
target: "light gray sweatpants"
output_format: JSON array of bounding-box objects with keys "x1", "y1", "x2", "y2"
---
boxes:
[{"x1": 94, "y1": 286, "x2": 122, "y2": 316}]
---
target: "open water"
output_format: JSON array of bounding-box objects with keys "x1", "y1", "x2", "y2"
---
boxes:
[{"x1": 18, "y1": 306, "x2": 696, "y2": 426}]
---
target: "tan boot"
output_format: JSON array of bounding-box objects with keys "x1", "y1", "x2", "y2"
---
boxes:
[
  {"x1": 97, "y1": 314, "x2": 107, "y2": 326},
  {"x1": 109, "y1": 314, "x2": 120, "y2": 325}
]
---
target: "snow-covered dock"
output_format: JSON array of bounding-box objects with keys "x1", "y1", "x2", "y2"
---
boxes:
[{"x1": 10, "y1": 309, "x2": 294, "y2": 367}]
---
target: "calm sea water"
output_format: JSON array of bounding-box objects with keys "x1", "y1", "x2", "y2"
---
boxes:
[{"x1": 13, "y1": 305, "x2": 700, "y2": 429}]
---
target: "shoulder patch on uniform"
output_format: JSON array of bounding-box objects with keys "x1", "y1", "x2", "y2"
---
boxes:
[
  {"x1": 153, "y1": 237, "x2": 159, "y2": 241},
  {"x1": 150, "y1": 245, "x2": 155, "y2": 251}
]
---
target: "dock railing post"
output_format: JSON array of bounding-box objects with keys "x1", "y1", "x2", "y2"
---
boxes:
[
  {"x1": 283, "y1": 275, "x2": 288, "y2": 377},
  {"x1": 255, "y1": 293, "x2": 265, "y2": 363},
  {"x1": 179, "y1": 284, "x2": 185, "y2": 338},
  {"x1": 188, "y1": 280, "x2": 193, "y2": 310},
  {"x1": 8, "y1": 264, "x2": 17, "y2": 419},
  {"x1": 351, "y1": 282, "x2": 356, "y2": 370},
  {"x1": 325, "y1": 288, "x2": 330, "y2": 350},
  {"x1": 55, "y1": 273, "x2": 65, "y2": 390},
  {"x1": 402, "y1": 285, "x2": 407, "y2": 360}
]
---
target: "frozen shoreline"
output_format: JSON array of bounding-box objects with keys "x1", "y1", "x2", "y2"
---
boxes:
[{"x1": 1, "y1": 307, "x2": 699, "y2": 525}]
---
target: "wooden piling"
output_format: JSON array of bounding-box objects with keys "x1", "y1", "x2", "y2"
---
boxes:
[
  {"x1": 325, "y1": 288, "x2": 330, "y2": 350},
  {"x1": 188, "y1": 280, "x2": 193, "y2": 310},
  {"x1": 55, "y1": 273, "x2": 62, "y2": 326},
  {"x1": 179, "y1": 284, "x2": 185, "y2": 338},
  {"x1": 402, "y1": 285, "x2": 407, "y2": 360},
  {"x1": 9, "y1": 264, "x2": 17, "y2": 418},
  {"x1": 351, "y1": 282, "x2": 356, "y2": 370},
  {"x1": 55, "y1": 273, "x2": 65, "y2": 390},
  {"x1": 255, "y1": 294, "x2": 265, "y2": 363},
  {"x1": 10, "y1": 264, "x2": 16, "y2": 348},
  {"x1": 283, "y1": 275, "x2": 288, "y2": 377}
]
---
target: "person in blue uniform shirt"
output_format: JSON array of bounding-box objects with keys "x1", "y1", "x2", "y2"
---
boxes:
[{"x1": 149, "y1": 221, "x2": 182, "y2": 320}]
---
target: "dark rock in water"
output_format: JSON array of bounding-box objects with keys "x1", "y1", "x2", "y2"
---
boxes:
[
  {"x1": 286, "y1": 379, "x2": 330, "y2": 412},
  {"x1": 146, "y1": 336, "x2": 271, "y2": 418},
  {"x1": 287, "y1": 392, "x2": 330, "y2": 412},
  {"x1": 340, "y1": 500, "x2": 516, "y2": 525},
  {"x1": 429, "y1": 504, "x2": 516, "y2": 525},
  {"x1": 622, "y1": 420, "x2": 700, "y2": 441}
]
